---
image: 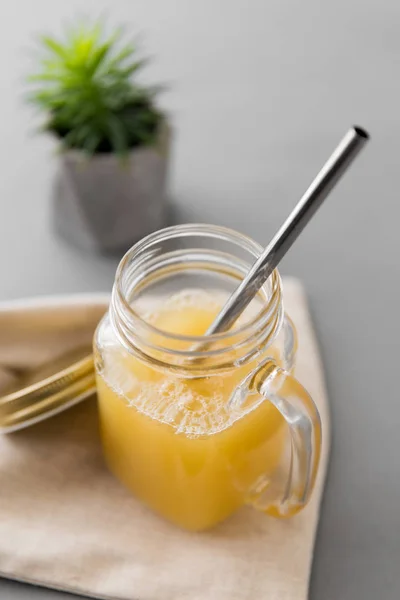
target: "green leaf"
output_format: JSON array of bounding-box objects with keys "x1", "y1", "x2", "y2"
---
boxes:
[
  {"x1": 107, "y1": 43, "x2": 136, "y2": 70},
  {"x1": 40, "y1": 35, "x2": 67, "y2": 58},
  {"x1": 27, "y1": 73, "x2": 60, "y2": 82},
  {"x1": 61, "y1": 128, "x2": 80, "y2": 149},
  {"x1": 103, "y1": 26, "x2": 126, "y2": 53},
  {"x1": 87, "y1": 42, "x2": 112, "y2": 75},
  {"x1": 107, "y1": 115, "x2": 129, "y2": 154},
  {"x1": 83, "y1": 131, "x2": 102, "y2": 154},
  {"x1": 119, "y1": 58, "x2": 148, "y2": 78}
]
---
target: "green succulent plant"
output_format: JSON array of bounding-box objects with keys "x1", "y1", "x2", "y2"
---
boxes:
[{"x1": 27, "y1": 21, "x2": 163, "y2": 155}]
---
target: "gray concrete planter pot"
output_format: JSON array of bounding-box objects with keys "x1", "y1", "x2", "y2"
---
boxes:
[{"x1": 52, "y1": 123, "x2": 170, "y2": 254}]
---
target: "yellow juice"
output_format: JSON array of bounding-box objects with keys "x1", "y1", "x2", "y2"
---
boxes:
[{"x1": 96, "y1": 291, "x2": 286, "y2": 531}]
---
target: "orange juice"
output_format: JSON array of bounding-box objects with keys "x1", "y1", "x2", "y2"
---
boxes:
[{"x1": 96, "y1": 291, "x2": 286, "y2": 531}]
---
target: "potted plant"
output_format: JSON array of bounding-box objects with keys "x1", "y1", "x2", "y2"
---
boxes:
[{"x1": 27, "y1": 21, "x2": 170, "y2": 254}]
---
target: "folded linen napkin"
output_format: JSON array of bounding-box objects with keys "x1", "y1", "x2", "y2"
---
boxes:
[{"x1": 0, "y1": 278, "x2": 330, "y2": 600}]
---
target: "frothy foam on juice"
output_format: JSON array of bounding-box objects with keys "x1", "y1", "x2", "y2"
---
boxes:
[{"x1": 100, "y1": 288, "x2": 270, "y2": 437}]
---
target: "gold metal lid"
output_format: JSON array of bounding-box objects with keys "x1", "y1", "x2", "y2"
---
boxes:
[{"x1": 0, "y1": 346, "x2": 96, "y2": 433}]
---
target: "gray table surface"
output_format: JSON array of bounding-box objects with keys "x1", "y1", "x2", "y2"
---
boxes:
[{"x1": 1, "y1": 1, "x2": 399, "y2": 598}]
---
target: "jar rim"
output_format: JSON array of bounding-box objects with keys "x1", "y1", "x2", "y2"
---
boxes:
[{"x1": 111, "y1": 224, "x2": 283, "y2": 356}]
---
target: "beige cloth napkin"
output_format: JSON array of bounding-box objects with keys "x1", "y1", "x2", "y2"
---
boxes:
[{"x1": 0, "y1": 278, "x2": 330, "y2": 600}]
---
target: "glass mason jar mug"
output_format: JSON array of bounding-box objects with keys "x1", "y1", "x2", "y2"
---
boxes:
[{"x1": 94, "y1": 224, "x2": 322, "y2": 531}]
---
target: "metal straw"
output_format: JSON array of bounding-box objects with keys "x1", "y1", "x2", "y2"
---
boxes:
[{"x1": 204, "y1": 126, "x2": 369, "y2": 338}]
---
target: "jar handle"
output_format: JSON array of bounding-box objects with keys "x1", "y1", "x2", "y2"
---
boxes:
[{"x1": 235, "y1": 358, "x2": 322, "y2": 517}]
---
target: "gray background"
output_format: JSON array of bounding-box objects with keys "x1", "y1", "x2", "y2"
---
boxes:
[{"x1": 0, "y1": 0, "x2": 399, "y2": 598}]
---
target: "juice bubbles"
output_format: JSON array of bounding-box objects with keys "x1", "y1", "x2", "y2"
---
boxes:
[{"x1": 96, "y1": 290, "x2": 286, "y2": 531}]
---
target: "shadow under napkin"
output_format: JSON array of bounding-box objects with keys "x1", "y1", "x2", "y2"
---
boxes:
[{"x1": 0, "y1": 280, "x2": 330, "y2": 600}]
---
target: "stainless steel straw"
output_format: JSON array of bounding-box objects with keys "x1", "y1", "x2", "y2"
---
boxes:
[{"x1": 204, "y1": 126, "x2": 369, "y2": 337}]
